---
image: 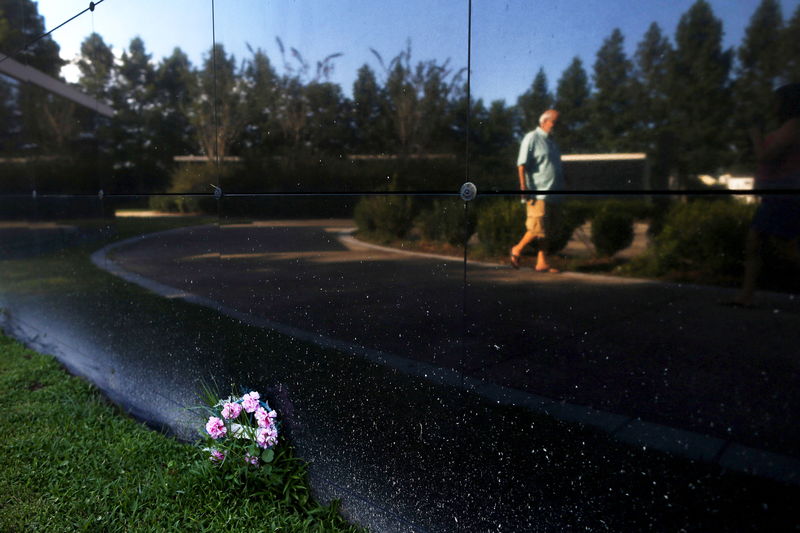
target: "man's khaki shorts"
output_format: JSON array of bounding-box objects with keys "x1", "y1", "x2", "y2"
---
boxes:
[{"x1": 525, "y1": 199, "x2": 548, "y2": 238}]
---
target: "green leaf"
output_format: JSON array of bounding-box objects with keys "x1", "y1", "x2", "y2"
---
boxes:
[{"x1": 262, "y1": 449, "x2": 275, "y2": 463}]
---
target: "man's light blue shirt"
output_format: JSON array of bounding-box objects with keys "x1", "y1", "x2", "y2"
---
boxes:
[{"x1": 516, "y1": 126, "x2": 564, "y2": 201}]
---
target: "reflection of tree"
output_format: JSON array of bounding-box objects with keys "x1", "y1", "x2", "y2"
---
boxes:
[
  {"x1": 732, "y1": 0, "x2": 785, "y2": 166},
  {"x1": 517, "y1": 68, "x2": 552, "y2": 133},
  {"x1": 273, "y1": 38, "x2": 343, "y2": 152},
  {"x1": 305, "y1": 80, "x2": 349, "y2": 153},
  {"x1": 241, "y1": 47, "x2": 280, "y2": 154},
  {"x1": 5, "y1": 0, "x2": 796, "y2": 194},
  {"x1": 153, "y1": 48, "x2": 196, "y2": 162},
  {"x1": 371, "y1": 42, "x2": 465, "y2": 156},
  {"x1": 668, "y1": 0, "x2": 733, "y2": 184},
  {"x1": 191, "y1": 43, "x2": 244, "y2": 162},
  {"x1": 351, "y1": 64, "x2": 385, "y2": 153},
  {"x1": 275, "y1": 75, "x2": 306, "y2": 149},
  {"x1": 39, "y1": 91, "x2": 76, "y2": 151},
  {"x1": 463, "y1": 98, "x2": 516, "y2": 176},
  {"x1": 555, "y1": 57, "x2": 591, "y2": 153},
  {"x1": 1, "y1": 0, "x2": 65, "y2": 162},
  {"x1": 17, "y1": 85, "x2": 76, "y2": 154},
  {"x1": 109, "y1": 37, "x2": 157, "y2": 192},
  {"x1": 590, "y1": 29, "x2": 637, "y2": 152},
  {"x1": 0, "y1": 0, "x2": 63, "y2": 76},
  {"x1": 634, "y1": 22, "x2": 674, "y2": 187},
  {"x1": 77, "y1": 33, "x2": 114, "y2": 103},
  {"x1": 780, "y1": 5, "x2": 800, "y2": 91}
]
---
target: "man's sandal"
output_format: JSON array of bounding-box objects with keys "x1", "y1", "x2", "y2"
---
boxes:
[{"x1": 510, "y1": 253, "x2": 521, "y2": 269}]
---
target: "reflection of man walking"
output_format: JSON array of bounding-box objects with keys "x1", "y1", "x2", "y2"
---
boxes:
[
  {"x1": 731, "y1": 83, "x2": 800, "y2": 307},
  {"x1": 510, "y1": 109, "x2": 564, "y2": 272}
]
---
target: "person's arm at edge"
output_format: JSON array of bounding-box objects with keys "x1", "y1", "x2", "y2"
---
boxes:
[{"x1": 753, "y1": 118, "x2": 799, "y2": 163}]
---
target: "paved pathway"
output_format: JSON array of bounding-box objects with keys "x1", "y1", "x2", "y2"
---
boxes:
[{"x1": 98, "y1": 219, "x2": 800, "y2": 483}]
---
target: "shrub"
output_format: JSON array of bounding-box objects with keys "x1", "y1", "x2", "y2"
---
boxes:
[
  {"x1": 416, "y1": 198, "x2": 477, "y2": 246},
  {"x1": 590, "y1": 204, "x2": 635, "y2": 257},
  {"x1": 476, "y1": 198, "x2": 593, "y2": 257},
  {"x1": 645, "y1": 198, "x2": 672, "y2": 239},
  {"x1": 475, "y1": 197, "x2": 523, "y2": 256},
  {"x1": 545, "y1": 200, "x2": 592, "y2": 255},
  {"x1": 353, "y1": 195, "x2": 417, "y2": 241},
  {"x1": 148, "y1": 163, "x2": 229, "y2": 214},
  {"x1": 632, "y1": 199, "x2": 755, "y2": 279}
]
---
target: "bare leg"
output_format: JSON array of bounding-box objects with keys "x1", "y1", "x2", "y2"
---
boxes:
[
  {"x1": 535, "y1": 250, "x2": 549, "y2": 270},
  {"x1": 511, "y1": 231, "x2": 539, "y2": 258}
]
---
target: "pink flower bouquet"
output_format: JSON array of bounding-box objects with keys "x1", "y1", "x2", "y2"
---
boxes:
[{"x1": 200, "y1": 389, "x2": 280, "y2": 468}]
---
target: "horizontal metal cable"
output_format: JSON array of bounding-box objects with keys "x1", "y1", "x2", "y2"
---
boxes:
[{"x1": 1, "y1": 188, "x2": 796, "y2": 200}]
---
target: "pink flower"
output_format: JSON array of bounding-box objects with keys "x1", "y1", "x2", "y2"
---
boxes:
[
  {"x1": 255, "y1": 407, "x2": 277, "y2": 428},
  {"x1": 209, "y1": 449, "x2": 225, "y2": 463},
  {"x1": 244, "y1": 453, "x2": 259, "y2": 466},
  {"x1": 205, "y1": 416, "x2": 227, "y2": 439},
  {"x1": 256, "y1": 426, "x2": 278, "y2": 449},
  {"x1": 221, "y1": 402, "x2": 242, "y2": 420},
  {"x1": 241, "y1": 391, "x2": 260, "y2": 413}
]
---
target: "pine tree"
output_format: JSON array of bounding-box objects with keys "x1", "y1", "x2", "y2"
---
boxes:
[
  {"x1": 110, "y1": 37, "x2": 159, "y2": 192},
  {"x1": 781, "y1": 5, "x2": 800, "y2": 84},
  {"x1": 732, "y1": 0, "x2": 784, "y2": 168},
  {"x1": 590, "y1": 28, "x2": 636, "y2": 152},
  {"x1": 667, "y1": 0, "x2": 733, "y2": 183},
  {"x1": 304, "y1": 80, "x2": 349, "y2": 154},
  {"x1": 352, "y1": 64, "x2": 386, "y2": 153},
  {"x1": 152, "y1": 48, "x2": 196, "y2": 167},
  {"x1": 555, "y1": 57, "x2": 592, "y2": 153},
  {"x1": 479, "y1": 99, "x2": 517, "y2": 183},
  {"x1": 634, "y1": 22, "x2": 674, "y2": 187},
  {"x1": 191, "y1": 43, "x2": 243, "y2": 162},
  {"x1": 634, "y1": 23, "x2": 672, "y2": 135},
  {"x1": 74, "y1": 33, "x2": 116, "y2": 181},
  {"x1": 0, "y1": 0, "x2": 66, "y2": 164},
  {"x1": 516, "y1": 68, "x2": 552, "y2": 133},
  {"x1": 242, "y1": 48, "x2": 280, "y2": 154},
  {"x1": 0, "y1": 0, "x2": 62, "y2": 75},
  {"x1": 77, "y1": 33, "x2": 114, "y2": 103}
]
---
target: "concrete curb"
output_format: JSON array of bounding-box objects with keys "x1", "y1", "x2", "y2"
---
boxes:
[{"x1": 91, "y1": 225, "x2": 800, "y2": 487}]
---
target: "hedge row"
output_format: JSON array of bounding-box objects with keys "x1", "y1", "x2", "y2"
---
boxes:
[
  {"x1": 353, "y1": 195, "x2": 656, "y2": 257},
  {"x1": 353, "y1": 196, "x2": 769, "y2": 287},
  {"x1": 628, "y1": 198, "x2": 756, "y2": 281},
  {"x1": 353, "y1": 196, "x2": 476, "y2": 246}
]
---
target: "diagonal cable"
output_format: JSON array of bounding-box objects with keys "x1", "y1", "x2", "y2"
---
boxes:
[{"x1": 0, "y1": 0, "x2": 108, "y2": 66}]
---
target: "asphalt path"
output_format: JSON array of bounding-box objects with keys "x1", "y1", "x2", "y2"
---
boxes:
[{"x1": 105, "y1": 219, "x2": 800, "y2": 474}]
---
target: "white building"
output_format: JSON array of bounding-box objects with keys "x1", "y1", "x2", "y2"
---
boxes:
[{"x1": 718, "y1": 174, "x2": 756, "y2": 204}]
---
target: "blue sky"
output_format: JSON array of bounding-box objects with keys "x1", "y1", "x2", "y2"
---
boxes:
[{"x1": 36, "y1": 0, "x2": 800, "y2": 104}]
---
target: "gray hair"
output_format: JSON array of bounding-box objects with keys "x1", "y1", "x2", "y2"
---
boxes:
[{"x1": 539, "y1": 110, "x2": 558, "y2": 126}]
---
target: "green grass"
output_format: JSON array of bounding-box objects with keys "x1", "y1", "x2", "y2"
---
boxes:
[{"x1": 0, "y1": 333, "x2": 363, "y2": 533}]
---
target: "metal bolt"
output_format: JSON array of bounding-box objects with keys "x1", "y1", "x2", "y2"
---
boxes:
[{"x1": 460, "y1": 182, "x2": 477, "y2": 202}]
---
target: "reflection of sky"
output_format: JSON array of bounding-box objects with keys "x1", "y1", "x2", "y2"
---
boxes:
[{"x1": 36, "y1": 0, "x2": 800, "y2": 104}]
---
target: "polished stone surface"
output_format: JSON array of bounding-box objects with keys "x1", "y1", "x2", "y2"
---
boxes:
[{"x1": 2, "y1": 215, "x2": 799, "y2": 531}]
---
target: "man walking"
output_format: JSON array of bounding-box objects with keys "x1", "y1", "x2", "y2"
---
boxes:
[{"x1": 510, "y1": 109, "x2": 565, "y2": 272}]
